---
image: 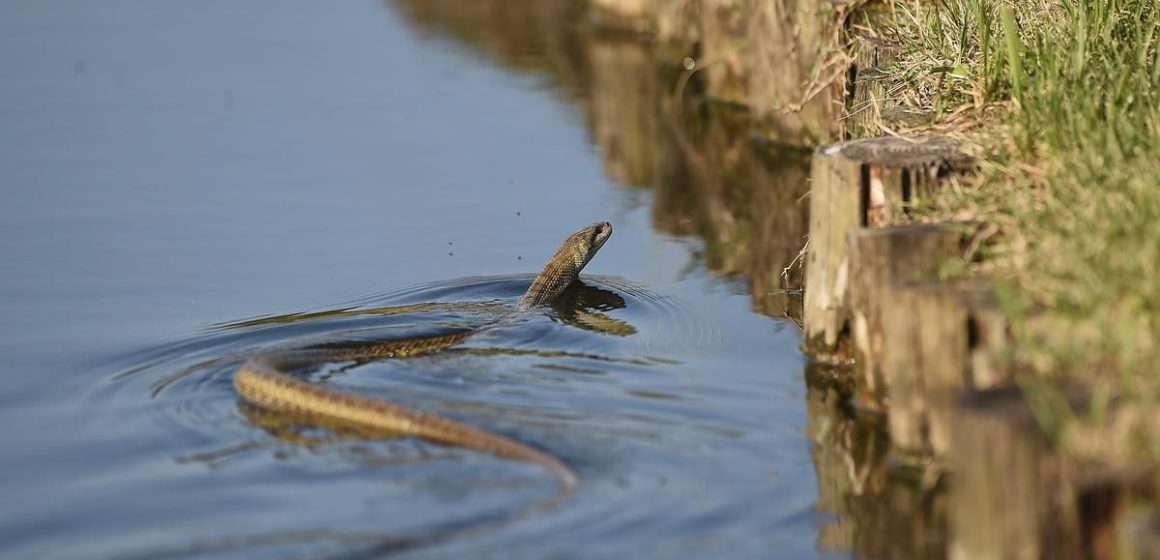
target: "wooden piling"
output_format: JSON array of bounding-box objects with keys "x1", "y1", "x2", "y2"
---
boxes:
[
  {"x1": 963, "y1": 287, "x2": 1012, "y2": 387},
  {"x1": 881, "y1": 280, "x2": 1012, "y2": 455},
  {"x1": 803, "y1": 144, "x2": 863, "y2": 359},
  {"x1": 1075, "y1": 465, "x2": 1158, "y2": 560},
  {"x1": 883, "y1": 282, "x2": 970, "y2": 455},
  {"x1": 950, "y1": 387, "x2": 1084, "y2": 560},
  {"x1": 1128, "y1": 509, "x2": 1160, "y2": 560},
  {"x1": 803, "y1": 136, "x2": 971, "y2": 360},
  {"x1": 847, "y1": 34, "x2": 902, "y2": 136},
  {"x1": 846, "y1": 224, "x2": 965, "y2": 407},
  {"x1": 951, "y1": 387, "x2": 1158, "y2": 560}
]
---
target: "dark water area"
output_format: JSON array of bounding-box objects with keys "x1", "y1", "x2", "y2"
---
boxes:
[{"x1": 0, "y1": 1, "x2": 939, "y2": 559}]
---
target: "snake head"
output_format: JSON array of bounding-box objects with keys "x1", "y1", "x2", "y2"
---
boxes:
[{"x1": 569, "y1": 221, "x2": 613, "y2": 269}]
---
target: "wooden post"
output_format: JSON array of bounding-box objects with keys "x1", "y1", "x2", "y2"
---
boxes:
[
  {"x1": 1073, "y1": 465, "x2": 1158, "y2": 560},
  {"x1": 847, "y1": 34, "x2": 901, "y2": 136},
  {"x1": 1128, "y1": 508, "x2": 1160, "y2": 560},
  {"x1": 950, "y1": 387, "x2": 1084, "y2": 560},
  {"x1": 847, "y1": 224, "x2": 965, "y2": 407},
  {"x1": 803, "y1": 136, "x2": 971, "y2": 360},
  {"x1": 882, "y1": 282, "x2": 970, "y2": 455},
  {"x1": 963, "y1": 287, "x2": 1012, "y2": 388},
  {"x1": 948, "y1": 387, "x2": 1160, "y2": 560},
  {"x1": 881, "y1": 280, "x2": 1010, "y2": 455},
  {"x1": 803, "y1": 145, "x2": 863, "y2": 359}
]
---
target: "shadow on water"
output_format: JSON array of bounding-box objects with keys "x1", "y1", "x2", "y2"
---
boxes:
[{"x1": 387, "y1": 2, "x2": 949, "y2": 558}]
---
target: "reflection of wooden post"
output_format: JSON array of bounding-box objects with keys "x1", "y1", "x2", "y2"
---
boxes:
[
  {"x1": 808, "y1": 364, "x2": 951, "y2": 559},
  {"x1": 655, "y1": 0, "x2": 699, "y2": 60},
  {"x1": 847, "y1": 224, "x2": 964, "y2": 407},
  {"x1": 588, "y1": 0, "x2": 651, "y2": 30},
  {"x1": 806, "y1": 363, "x2": 892, "y2": 555},
  {"x1": 747, "y1": 142, "x2": 811, "y2": 317},
  {"x1": 803, "y1": 136, "x2": 971, "y2": 359},
  {"x1": 699, "y1": 0, "x2": 749, "y2": 105},
  {"x1": 586, "y1": 31, "x2": 657, "y2": 187},
  {"x1": 747, "y1": 0, "x2": 837, "y2": 144}
]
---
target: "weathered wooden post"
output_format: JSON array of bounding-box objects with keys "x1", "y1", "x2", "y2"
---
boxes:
[
  {"x1": 846, "y1": 224, "x2": 966, "y2": 407},
  {"x1": 1075, "y1": 466, "x2": 1159, "y2": 560},
  {"x1": 1128, "y1": 508, "x2": 1160, "y2": 560},
  {"x1": 883, "y1": 281, "x2": 973, "y2": 455},
  {"x1": 803, "y1": 143, "x2": 863, "y2": 360},
  {"x1": 950, "y1": 387, "x2": 1085, "y2": 560},
  {"x1": 847, "y1": 34, "x2": 901, "y2": 136},
  {"x1": 963, "y1": 287, "x2": 1012, "y2": 387},
  {"x1": 951, "y1": 387, "x2": 1159, "y2": 560},
  {"x1": 803, "y1": 136, "x2": 971, "y2": 360},
  {"x1": 881, "y1": 280, "x2": 1013, "y2": 455}
]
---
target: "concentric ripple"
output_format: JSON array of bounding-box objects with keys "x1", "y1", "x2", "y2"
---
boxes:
[{"x1": 85, "y1": 274, "x2": 717, "y2": 558}]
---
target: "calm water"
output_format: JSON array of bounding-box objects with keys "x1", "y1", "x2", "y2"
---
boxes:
[{"x1": 0, "y1": 1, "x2": 857, "y2": 558}]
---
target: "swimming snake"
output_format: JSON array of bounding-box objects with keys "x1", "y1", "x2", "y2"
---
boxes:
[{"x1": 234, "y1": 221, "x2": 613, "y2": 494}]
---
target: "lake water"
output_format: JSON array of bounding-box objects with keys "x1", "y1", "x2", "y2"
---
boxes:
[{"x1": 0, "y1": 1, "x2": 920, "y2": 558}]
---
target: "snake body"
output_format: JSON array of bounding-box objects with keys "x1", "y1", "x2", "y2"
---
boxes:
[{"x1": 234, "y1": 222, "x2": 613, "y2": 493}]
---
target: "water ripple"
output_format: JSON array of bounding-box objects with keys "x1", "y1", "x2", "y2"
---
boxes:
[{"x1": 85, "y1": 274, "x2": 725, "y2": 558}]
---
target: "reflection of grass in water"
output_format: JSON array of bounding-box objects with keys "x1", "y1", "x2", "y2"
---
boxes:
[{"x1": 878, "y1": 1, "x2": 1160, "y2": 459}]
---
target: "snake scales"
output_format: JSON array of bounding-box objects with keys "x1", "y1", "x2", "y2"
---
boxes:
[{"x1": 234, "y1": 221, "x2": 613, "y2": 494}]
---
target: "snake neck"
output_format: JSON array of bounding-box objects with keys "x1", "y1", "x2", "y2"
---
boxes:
[{"x1": 518, "y1": 221, "x2": 611, "y2": 310}]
